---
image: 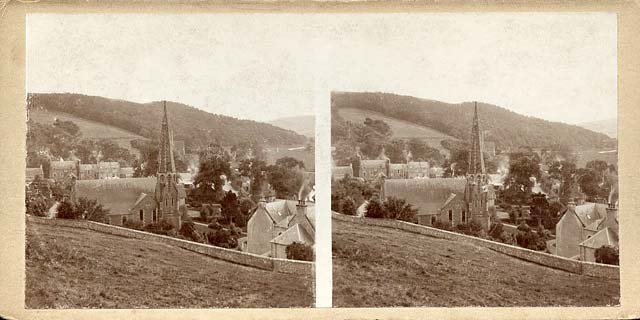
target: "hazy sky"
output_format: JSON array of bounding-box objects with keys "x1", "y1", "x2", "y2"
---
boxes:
[{"x1": 27, "y1": 13, "x2": 617, "y2": 124}]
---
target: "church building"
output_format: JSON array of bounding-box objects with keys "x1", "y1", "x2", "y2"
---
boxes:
[
  {"x1": 384, "y1": 102, "x2": 495, "y2": 230},
  {"x1": 73, "y1": 101, "x2": 185, "y2": 229}
]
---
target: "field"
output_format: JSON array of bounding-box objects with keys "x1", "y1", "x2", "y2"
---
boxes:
[
  {"x1": 29, "y1": 108, "x2": 147, "y2": 157},
  {"x1": 26, "y1": 221, "x2": 314, "y2": 308},
  {"x1": 337, "y1": 107, "x2": 456, "y2": 154},
  {"x1": 265, "y1": 146, "x2": 315, "y2": 172},
  {"x1": 332, "y1": 218, "x2": 619, "y2": 307}
]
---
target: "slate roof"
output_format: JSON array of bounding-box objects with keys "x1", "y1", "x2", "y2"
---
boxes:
[
  {"x1": 572, "y1": 203, "x2": 607, "y2": 227},
  {"x1": 270, "y1": 224, "x2": 314, "y2": 246},
  {"x1": 579, "y1": 227, "x2": 618, "y2": 249},
  {"x1": 385, "y1": 178, "x2": 466, "y2": 215},
  {"x1": 75, "y1": 177, "x2": 157, "y2": 215},
  {"x1": 261, "y1": 200, "x2": 316, "y2": 228}
]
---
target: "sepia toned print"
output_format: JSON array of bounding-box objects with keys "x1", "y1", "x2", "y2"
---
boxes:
[
  {"x1": 330, "y1": 15, "x2": 619, "y2": 307},
  {"x1": 24, "y1": 14, "x2": 315, "y2": 308}
]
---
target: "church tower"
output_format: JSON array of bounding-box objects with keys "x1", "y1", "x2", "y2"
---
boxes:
[
  {"x1": 154, "y1": 101, "x2": 181, "y2": 228},
  {"x1": 464, "y1": 102, "x2": 492, "y2": 230}
]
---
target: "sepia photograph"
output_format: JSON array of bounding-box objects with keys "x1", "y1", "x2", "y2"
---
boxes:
[
  {"x1": 24, "y1": 14, "x2": 316, "y2": 308},
  {"x1": 329, "y1": 13, "x2": 620, "y2": 307}
]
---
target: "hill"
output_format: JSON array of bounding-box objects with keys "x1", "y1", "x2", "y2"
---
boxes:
[
  {"x1": 332, "y1": 217, "x2": 619, "y2": 307},
  {"x1": 28, "y1": 93, "x2": 307, "y2": 150},
  {"x1": 26, "y1": 220, "x2": 313, "y2": 308},
  {"x1": 269, "y1": 115, "x2": 315, "y2": 138},
  {"x1": 28, "y1": 108, "x2": 147, "y2": 157},
  {"x1": 577, "y1": 118, "x2": 617, "y2": 139},
  {"x1": 332, "y1": 92, "x2": 614, "y2": 151}
]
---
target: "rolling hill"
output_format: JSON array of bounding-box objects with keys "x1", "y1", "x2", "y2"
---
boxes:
[
  {"x1": 332, "y1": 91, "x2": 614, "y2": 151},
  {"x1": 28, "y1": 108, "x2": 147, "y2": 157},
  {"x1": 332, "y1": 217, "x2": 619, "y2": 307},
  {"x1": 577, "y1": 118, "x2": 617, "y2": 139},
  {"x1": 26, "y1": 220, "x2": 313, "y2": 308},
  {"x1": 269, "y1": 115, "x2": 315, "y2": 138},
  {"x1": 28, "y1": 93, "x2": 307, "y2": 150}
]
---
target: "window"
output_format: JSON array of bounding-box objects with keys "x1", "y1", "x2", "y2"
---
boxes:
[
  {"x1": 448, "y1": 210, "x2": 453, "y2": 222},
  {"x1": 152, "y1": 209, "x2": 158, "y2": 222},
  {"x1": 122, "y1": 216, "x2": 127, "y2": 225},
  {"x1": 139, "y1": 209, "x2": 144, "y2": 221},
  {"x1": 462, "y1": 210, "x2": 466, "y2": 223},
  {"x1": 431, "y1": 216, "x2": 436, "y2": 225}
]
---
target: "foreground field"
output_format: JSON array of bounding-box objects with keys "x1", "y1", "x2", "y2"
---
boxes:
[
  {"x1": 26, "y1": 221, "x2": 313, "y2": 308},
  {"x1": 332, "y1": 218, "x2": 619, "y2": 307}
]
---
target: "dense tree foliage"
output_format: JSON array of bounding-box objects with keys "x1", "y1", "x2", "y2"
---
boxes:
[
  {"x1": 331, "y1": 175, "x2": 377, "y2": 214},
  {"x1": 286, "y1": 242, "x2": 314, "y2": 261},
  {"x1": 382, "y1": 196, "x2": 418, "y2": 223},
  {"x1": 29, "y1": 93, "x2": 306, "y2": 148},
  {"x1": 595, "y1": 245, "x2": 619, "y2": 265},
  {"x1": 75, "y1": 197, "x2": 110, "y2": 223}
]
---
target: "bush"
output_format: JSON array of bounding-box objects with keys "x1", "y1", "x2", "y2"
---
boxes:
[
  {"x1": 123, "y1": 219, "x2": 144, "y2": 230},
  {"x1": 75, "y1": 197, "x2": 110, "y2": 223},
  {"x1": 340, "y1": 196, "x2": 357, "y2": 216},
  {"x1": 432, "y1": 219, "x2": 453, "y2": 231},
  {"x1": 56, "y1": 200, "x2": 80, "y2": 219},
  {"x1": 25, "y1": 195, "x2": 49, "y2": 217},
  {"x1": 143, "y1": 219, "x2": 176, "y2": 236},
  {"x1": 455, "y1": 221, "x2": 483, "y2": 237},
  {"x1": 286, "y1": 242, "x2": 314, "y2": 261},
  {"x1": 364, "y1": 198, "x2": 385, "y2": 219},
  {"x1": 595, "y1": 245, "x2": 619, "y2": 265},
  {"x1": 383, "y1": 196, "x2": 418, "y2": 223},
  {"x1": 206, "y1": 224, "x2": 240, "y2": 248},
  {"x1": 179, "y1": 221, "x2": 204, "y2": 243}
]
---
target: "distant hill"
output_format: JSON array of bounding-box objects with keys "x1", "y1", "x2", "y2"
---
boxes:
[
  {"x1": 577, "y1": 118, "x2": 617, "y2": 139},
  {"x1": 28, "y1": 93, "x2": 307, "y2": 150},
  {"x1": 332, "y1": 92, "x2": 614, "y2": 151},
  {"x1": 28, "y1": 108, "x2": 147, "y2": 157},
  {"x1": 26, "y1": 219, "x2": 313, "y2": 308},
  {"x1": 332, "y1": 216, "x2": 619, "y2": 307},
  {"x1": 269, "y1": 115, "x2": 315, "y2": 138}
]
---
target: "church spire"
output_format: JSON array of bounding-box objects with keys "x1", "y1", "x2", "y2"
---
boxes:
[
  {"x1": 468, "y1": 101, "x2": 485, "y2": 174},
  {"x1": 158, "y1": 101, "x2": 176, "y2": 173}
]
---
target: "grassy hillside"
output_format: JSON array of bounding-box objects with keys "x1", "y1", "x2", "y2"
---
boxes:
[
  {"x1": 29, "y1": 108, "x2": 146, "y2": 157},
  {"x1": 269, "y1": 115, "x2": 315, "y2": 138},
  {"x1": 577, "y1": 118, "x2": 617, "y2": 139},
  {"x1": 29, "y1": 93, "x2": 307, "y2": 150},
  {"x1": 26, "y1": 221, "x2": 313, "y2": 308},
  {"x1": 332, "y1": 217, "x2": 619, "y2": 307},
  {"x1": 332, "y1": 91, "x2": 614, "y2": 151},
  {"x1": 265, "y1": 146, "x2": 315, "y2": 172},
  {"x1": 337, "y1": 107, "x2": 456, "y2": 153}
]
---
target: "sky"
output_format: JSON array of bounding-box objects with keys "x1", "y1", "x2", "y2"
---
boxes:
[{"x1": 27, "y1": 13, "x2": 617, "y2": 124}]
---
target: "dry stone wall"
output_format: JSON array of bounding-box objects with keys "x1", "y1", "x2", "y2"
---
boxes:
[
  {"x1": 27, "y1": 215, "x2": 313, "y2": 275},
  {"x1": 333, "y1": 213, "x2": 619, "y2": 279}
]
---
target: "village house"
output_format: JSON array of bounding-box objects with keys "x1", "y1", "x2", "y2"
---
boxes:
[
  {"x1": 332, "y1": 164, "x2": 354, "y2": 180},
  {"x1": 98, "y1": 161, "x2": 120, "y2": 179},
  {"x1": 25, "y1": 166, "x2": 44, "y2": 184},
  {"x1": 72, "y1": 102, "x2": 186, "y2": 229},
  {"x1": 407, "y1": 161, "x2": 430, "y2": 179},
  {"x1": 246, "y1": 183, "x2": 315, "y2": 259},
  {"x1": 50, "y1": 159, "x2": 79, "y2": 181}
]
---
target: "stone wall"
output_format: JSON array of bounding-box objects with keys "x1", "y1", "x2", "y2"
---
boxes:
[
  {"x1": 332, "y1": 213, "x2": 619, "y2": 279},
  {"x1": 27, "y1": 215, "x2": 313, "y2": 275}
]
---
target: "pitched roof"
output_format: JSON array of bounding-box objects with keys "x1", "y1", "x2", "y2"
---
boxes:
[
  {"x1": 572, "y1": 202, "x2": 607, "y2": 227},
  {"x1": 75, "y1": 177, "x2": 157, "y2": 214},
  {"x1": 385, "y1": 178, "x2": 466, "y2": 215},
  {"x1": 361, "y1": 159, "x2": 387, "y2": 167},
  {"x1": 51, "y1": 160, "x2": 76, "y2": 169},
  {"x1": 270, "y1": 224, "x2": 314, "y2": 246},
  {"x1": 26, "y1": 167, "x2": 44, "y2": 180},
  {"x1": 579, "y1": 227, "x2": 618, "y2": 249},
  {"x1": 389, "y1": 163, "x2": 406, "y2": 170},
  {"x1": 407, "y1": 161, "x2": 429, "y2": 169}
]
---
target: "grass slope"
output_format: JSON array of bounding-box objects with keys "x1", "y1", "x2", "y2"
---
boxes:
[
  {"x1": 26, "y1": 221, "x2": 313, "y2": 308},
  {"x1": 29, "y1": 108, "x2": 146, "y2": 156},
  {"x1": 332, "y1": 218, "x2": 619, "y2": 307},
  {"x1": 269, "y1": 115, "x2": 315, "y2": 138}
]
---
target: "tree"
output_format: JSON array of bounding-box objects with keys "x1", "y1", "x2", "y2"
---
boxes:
[
  {"x1": 75, "y1": 197, "x2": 110, "y2": 223},
  {"x1": 266, "y1": 164, "x2": 304, "y2": 199},
  {"x1": 286, "y1": 242, "x2": 314, "y2": 261},
  {"x1": 364, "y1": 198, "x2": 385, "y2": 219},
  {"x1": 206, "y1": 223, "x2": 240, "y2": 248},
  {"x1": 238, "y1": 197, "x2": 256, "y2": 228},
  {"x1": 383, "y1": 196, "x2": 418, "y2": 222},
  {"x1": 408, "y1": 138, "x2": 444, "y2": 165},
  {"x1": 502, "y1": 154, "x2": 541, "y2": 205},
  {"x1": 220, "y1": 190, "x2": 240, "y2": 225},
  {"x1": 239, "y1": 158, "x2": 268, "y2": 199},
  {"x1": 179, "y1": 221, "x2": 204, "y2": 243},
  {"x1": 275, "y1": 156, "x2": 305, "y2": 170},
  {"x1": 25, "y1": 195, "x2": 49, "y2": 217},
  {"x1": 595, "y1": 245, "x2": 619, "y2": 265},
  {"x1": 56, "y1": 200, "x2": 79, "y2": 219},
  {"x1": 194, "y1": 154, "x2": 232, "y2": 204}
]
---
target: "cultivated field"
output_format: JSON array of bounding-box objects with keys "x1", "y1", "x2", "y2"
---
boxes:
[
  {"x1": 26, "y1": 221, "x2": 314, "y2": 308},
  {"x1": 29, "y1": 108, "x2": 147, "y2": 157},
  {"x1": 332, "y1": 218, "x2": 619, "y2": 307},
  {"x1": 337, "y1": 107, "x2": 456, "y2": 154}
]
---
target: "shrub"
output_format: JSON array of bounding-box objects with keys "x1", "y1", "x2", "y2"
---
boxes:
[
  {"x1": 286, "y1": 242, "x2": 314, "y2": 261},
  {"x1": 432, "y1": 219, "x2": 453, "y2": 231},
  {"x1": 383, "y1": 196, "x2": 418, "y2": 223},
  {"x1": 123, "y1": 219, "x2": 144, "y2": 230},
  {"x1": 75, "y1": 197, "x2": 110, "y2": 223},
  {"x1": 25, "y1": 195, "x2": 49, "y2": 217},
  {"x1": 364, "y1": 198, "x2": 385, "y2": 219},
  {"x1": 340, "y1": 196, "x2": 357, "y2": 216},
  {"x1": 179, "y1": 221, "x2": 204, "y2": 243},
  {"x1": 595, "y1": 245, "x2": 619, "y2": 265},
  {"x1": 143, "y1": 219, "x2": 176, "y2": 236},
  {"x1": 206, "y1": 225, "x2": 240, "y2": 248},
  {"x1": 455, "y1": 221, "x2": 483, "y2": 237},
  {"x1": 56, "y1": 200, "x2": 80, "y2": 219}
]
